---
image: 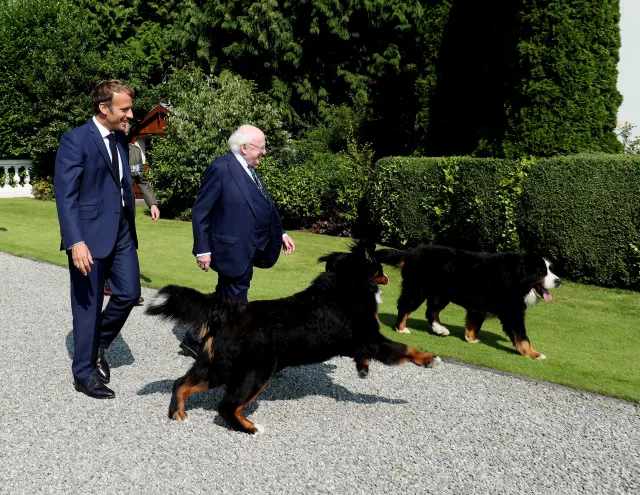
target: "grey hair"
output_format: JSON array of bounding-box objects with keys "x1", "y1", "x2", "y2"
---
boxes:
[{"x1": 228, "y1": 128, "x2": 253, "y2": 152}]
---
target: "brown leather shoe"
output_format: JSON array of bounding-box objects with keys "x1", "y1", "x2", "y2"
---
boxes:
[{"x1": 104, "y1": 284, "x2": 112, "y2": 297}]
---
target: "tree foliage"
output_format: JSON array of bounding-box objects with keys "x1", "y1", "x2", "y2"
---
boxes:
[{"x1": 148, "y1": 68, "x2": 288, "y2": 219}]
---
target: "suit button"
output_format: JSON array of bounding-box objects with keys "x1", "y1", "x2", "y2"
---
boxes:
[{"x1": 115, "y1": 211, "x2": 119, "y2": 215}]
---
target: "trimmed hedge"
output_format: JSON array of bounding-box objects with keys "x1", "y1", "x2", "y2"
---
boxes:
[
  {"x1": 518, "y1": 154, "x2": 640, "y2": 290},
  {"x1": 259, "y1": 149, "x2": 367, "y2": 231},
  {"x1": 366, "y1": 154, "x2": 640, "y2": 290}
]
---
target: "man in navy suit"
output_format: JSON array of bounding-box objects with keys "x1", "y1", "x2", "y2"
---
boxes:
[
  {"x1": 55, "y1": 80, "x2": 141, "y2": 399},
  {"x1": 182, "y1": 125, "x2": 295, "y2": 357}
]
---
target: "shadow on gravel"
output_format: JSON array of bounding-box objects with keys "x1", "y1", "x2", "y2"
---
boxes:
[
  {"x1": 378, "y1": 312, "x2": 515, "y2": 355},
  {"x1": 138, "y1": 362, "x2": 407, "y2": 427},
  {"x1": 66, "y1": 331, "x2": 135, "y2": 368}
]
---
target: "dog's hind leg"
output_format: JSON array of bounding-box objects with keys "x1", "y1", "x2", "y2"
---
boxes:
[
  {"x1": 464, "y1": 310, "x2": 485, "y2": 343},
  {"x1": 426, "y1": 297, "x2": 450, "y2": 336},
  {"x1": 218, "y1": 369, "x2": 274, "y2": 435},
  {"x1": 169, "y1": 366, "x2": 215, "y2": 422},
  {"x1": 374, "y1": 338, "x2": 441, "y2": 368}
]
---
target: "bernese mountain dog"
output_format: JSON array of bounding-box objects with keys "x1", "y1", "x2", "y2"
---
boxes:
[
  {"x1": 146, "y1": 241, "x2": 440, "y2": 434},
  {"x1": 376, "y1": 245, "x2": 561, "y2": 360}
]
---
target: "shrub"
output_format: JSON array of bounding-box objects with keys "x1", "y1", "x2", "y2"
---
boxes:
[
  {"x1": 518, "y1": 153, "x2": 640, "y2": 290},
  {"x1": 366, "y1": 153, "x2": 640, "y2": 290},
  {"x1": 31, "y1": 177, "x2": 55, "y2": 201},
  {"x1": 148, "y1": 68, "x2": 288, "y2": 218}
]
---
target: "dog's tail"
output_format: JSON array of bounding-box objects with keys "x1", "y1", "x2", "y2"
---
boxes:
[
  {"x1": 375, "y1": 248, "x2": 406, "y2": 268},
  {"x1": 146, "y1": 285, "x2": 225, "y2": 357}
]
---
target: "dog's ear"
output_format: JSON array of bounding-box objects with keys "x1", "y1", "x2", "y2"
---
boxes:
[
  {"x1": 365, "y1": 246, "x2": 374, "y2": 260},
  {"x1": 351, "y1": 239, "x2": 375, "y2": 260}
]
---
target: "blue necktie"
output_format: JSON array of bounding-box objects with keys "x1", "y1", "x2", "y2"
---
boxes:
[{"x1": 247, "y1": 165, "x2": 267, "y2": 200}]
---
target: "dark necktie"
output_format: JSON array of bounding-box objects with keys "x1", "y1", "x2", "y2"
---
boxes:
[
  {"x1": 247, "y1": 165, "x2": 268, "y2": 200},
  {"x1": 106, "y1": 133, "x2": 120, "y2": 182}
]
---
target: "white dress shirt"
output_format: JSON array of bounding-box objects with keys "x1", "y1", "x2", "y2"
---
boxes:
[{"x1": 92, "y1": 116, "x2": 125, "y2": 205}]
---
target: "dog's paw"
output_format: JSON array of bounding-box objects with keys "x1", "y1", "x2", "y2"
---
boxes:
[
  {"x1": 358, "y1": 368, "x2": 369, "y2": 379},
  {"x1": 395, "y1": 327, "x2": 411, "y2": 334},
  {"x1": 535, "y1": 353, "x2": 547, "y2": 360},
  {"x1": 424, "y1": 356, "x2": 441, "y2": 368},
  {"x1": 171, "y1": 411, "x2": 189, "y2": 422},
  {"x1": 252, "y1": 423, "x2": 265, "y2": 435},
  {"x1": 431, "y1": 322, "x2": 450, "y2": 336},
  {"x1": 464, "y1": 335, "x2": 481, "y2": 344}
]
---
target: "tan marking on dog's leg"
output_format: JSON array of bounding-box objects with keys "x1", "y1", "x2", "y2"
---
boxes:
[
  {"x1": 390, "y1": 346, "x2": 440, "y2": 368},
  {"x1": 465, "y1": 316, "x2": 481, "y2": 343},
  {"x1": 197, "y1": 324, "x2": 209, "y2": 341},
  {"x1": 202, "y1": 337, "x2": 214, "y2": 360},
  {"x1": 172, "y1": 380, "x2": 209, "y2": 421},
  {"x1": 514, "y1": 339, "x2": 544, "y2": 360},
  {"x1": 396, "y1": 313, "x2": 410, "y2": 333},
  {"x1": 233, "y1": 379, "x2": 272, "y2": 435},
  {"x1": 375, "y1": 313, "x2": 380, "y2": 327}
]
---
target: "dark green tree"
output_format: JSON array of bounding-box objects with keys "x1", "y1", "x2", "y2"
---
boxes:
[{"x1": 417, "y1": 0, "x2": 622, "y2": 158}]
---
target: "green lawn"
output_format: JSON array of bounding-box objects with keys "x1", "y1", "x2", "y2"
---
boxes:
[{"x1": 1, "y1": 198, "x2": 639, "y2": 402}]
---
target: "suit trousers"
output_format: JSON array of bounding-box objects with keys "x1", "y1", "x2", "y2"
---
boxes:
[
  {"x1": 215, "y1": 262, "x2": 254, "y2": 302},
  {"x1": 68, "y1": 208, "x2": 141, "y2": 380}
]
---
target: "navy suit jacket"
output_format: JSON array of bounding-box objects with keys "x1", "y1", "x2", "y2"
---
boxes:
[
  {"x1": 192, "y1": 151, "x2": 283, "y2": 278},
  {"x1": 55, "y1": 119, "x2": 137, "y2": 259}
]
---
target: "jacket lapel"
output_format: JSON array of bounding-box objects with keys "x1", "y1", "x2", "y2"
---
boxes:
[
  {"x1": 227, "y1": 152, "x2": 257, "y2": 219},
  {"x1": 87, "y1": 118, "x2": 120, "y2": 186}
]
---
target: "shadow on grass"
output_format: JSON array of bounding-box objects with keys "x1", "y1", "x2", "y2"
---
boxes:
[
  {"x1": 140, "y1": 272, "x2": 152, "y2": 283},
  {"x1": 378, "y1": 312, "x2": 518, "y2": 356}
]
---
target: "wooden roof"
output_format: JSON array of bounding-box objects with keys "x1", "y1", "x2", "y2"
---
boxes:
[{"x1": 130, "y1": 102, "x2": 170, "y2": 143}]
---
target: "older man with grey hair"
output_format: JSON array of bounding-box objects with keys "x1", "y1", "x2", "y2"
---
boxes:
[{"x1": 181, "y1": 124, "x2": 295, "y2": 358}]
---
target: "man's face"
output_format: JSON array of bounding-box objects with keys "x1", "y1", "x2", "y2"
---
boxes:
[
  {"x1": 100, "y1": 92, "x2": 133, "y2": 133},
  {"x1": 241, "y1": 133, "x2": 266, "y2": 167}
]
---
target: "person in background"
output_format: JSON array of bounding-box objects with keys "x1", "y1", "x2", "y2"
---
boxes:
[
  {"x1": 181, "y1": 124, "x2": 295, "y2": 358},
  {"x1": 54, "y1": 79, "x2": 140, "y2": 399},
  {"x1": 104, "y1": 122, "x2": 159, "y2": 304}
]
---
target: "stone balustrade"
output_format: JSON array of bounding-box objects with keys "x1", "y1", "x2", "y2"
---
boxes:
[{"x1": 0, "y1": 160, "x2": 33, "y2": 198}]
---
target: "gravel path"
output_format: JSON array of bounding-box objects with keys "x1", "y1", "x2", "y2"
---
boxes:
[{"x1": 1, "y1": 251, "x2": 638, "y2": 494}]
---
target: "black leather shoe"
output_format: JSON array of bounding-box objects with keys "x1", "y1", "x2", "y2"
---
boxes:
[
  {"x1": 74, "y1": 372, "x2": 115, "y2": 399},
  {"x1": 179, "y1": 337, "x2": 200, "y2": 359},
  {"x1": 95, "y1": 348, "x2": 110, "y2": 384}
]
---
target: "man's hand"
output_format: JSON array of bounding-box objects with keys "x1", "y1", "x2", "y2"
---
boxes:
[
  {"x1": 197, "y1": 254, "x2": 211, "y2": 272},
  {"x1": 150, "y1": 205, "x2": 160, "y2": 222},
  {"x1": 282, "y1": 234, "x2": 295, "y2": 255},
  {"x1": 71, "y1": 242, "x2": 93, "y2": 276}
]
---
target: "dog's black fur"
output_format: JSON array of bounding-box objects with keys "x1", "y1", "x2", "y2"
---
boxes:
[
  {"x1": 376, "y1": 245, "x2": 561, "y2": 359},
  {"x1": 147, "y1": 242, "x2": 439, "y2": 434}
]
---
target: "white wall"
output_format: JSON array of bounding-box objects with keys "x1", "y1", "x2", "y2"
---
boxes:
[{"x1": 617, "y1": 0, "x2": 640, "y2": 129}]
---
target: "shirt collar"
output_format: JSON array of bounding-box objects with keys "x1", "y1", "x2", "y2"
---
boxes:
[
  {"x1": 92, "y1": 116, "x2": 113, "y2": 139},
  {"x1": 232, "y1": 150, "x2": 251, "y2": 170}
]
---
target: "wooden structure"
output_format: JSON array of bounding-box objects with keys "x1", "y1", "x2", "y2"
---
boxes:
[{"x1": 129, "y1": 102, "x2": 170, "y2": 199}]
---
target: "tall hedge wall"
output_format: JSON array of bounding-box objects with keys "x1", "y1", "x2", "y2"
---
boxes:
[
  {"x1": 518, "y1": 154, "x2": 640, "y2": 289},
  {"x1": 366, "y1": 154, "x2": 640, "y2": 291}
]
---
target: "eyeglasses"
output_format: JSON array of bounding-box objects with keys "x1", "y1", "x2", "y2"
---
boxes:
[{"x1": 248, "y1": 143, "x2": 267, "y2": 153}]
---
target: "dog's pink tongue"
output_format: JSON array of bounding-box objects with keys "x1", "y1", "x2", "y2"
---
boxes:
[{"x1": 542, "y1": 288, "x2": 552, "y2": 302}]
